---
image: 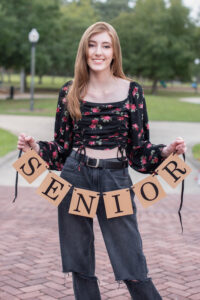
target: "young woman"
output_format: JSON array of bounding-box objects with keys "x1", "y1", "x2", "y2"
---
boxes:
[{"x1": 18, "y1": 22, "x2": 186, "y2": 300}]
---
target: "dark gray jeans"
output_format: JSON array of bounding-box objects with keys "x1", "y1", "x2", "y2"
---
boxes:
[{"x1": 58, "y1": 151, "x2": 162, "y2": 299}]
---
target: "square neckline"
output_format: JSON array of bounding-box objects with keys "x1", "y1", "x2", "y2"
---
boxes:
[{"x1": 81, "y1": 81, "x2": 133, "y2": 106}]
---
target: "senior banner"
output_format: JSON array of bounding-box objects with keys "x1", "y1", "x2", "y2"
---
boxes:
[{"x1": 13, "y1": 149, "x2": 192, "y2": 219}]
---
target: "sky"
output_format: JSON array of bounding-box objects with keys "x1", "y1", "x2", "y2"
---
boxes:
[{"x1": 182, "y1": 0, "x2": 200, "y2": 20}]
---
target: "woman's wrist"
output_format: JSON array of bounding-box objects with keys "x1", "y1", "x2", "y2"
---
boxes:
[
  {"x1": 35, "y1": 142, "x2": 40, "y2": 154},
  {"x1": 161, "y1": 146, "x2": 171, "y2": 158}
]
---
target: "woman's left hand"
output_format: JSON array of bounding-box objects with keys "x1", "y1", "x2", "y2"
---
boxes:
[{"x1": 161, "y1": 137, "x2": 187, "y2": 158}]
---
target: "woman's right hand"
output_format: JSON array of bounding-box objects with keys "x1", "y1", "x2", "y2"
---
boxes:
[{"x1": 17, "y1": 133, "x2": 40, "y2": 153}]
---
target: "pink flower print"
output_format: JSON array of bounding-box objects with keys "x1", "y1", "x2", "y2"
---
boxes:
[
  {"x1": 142, "y1": 156, "x2": 147, "y2": 165},
  {"x1": 147, "y1": 143, "x2": 151, "y2": 148},
  {"x1": 115, "y1": 107, "x2": 121, "y2": 111},
  {"x1": 60, "y1": 128, "x2": 64, "y2": 134},
  {"x1": 89, "y1": 141, "x2": 95, "y2": 145},
  {"x1": 52, "y1": 151, "x2": 57, "y2": 158},
  {"x1": 84, "y1": 112, "x2": 90, "y2": 115},
  {"x1": 62, "y1": 97, "x2": 67, "y2": 104},
  {"x1": 153, "y1": 157, "x2": 158, "y2": 164},
  {"x1": 139, "y1": 103, "x2": 143, "y2": 109},
  {"x1": 108, "y1": 105, "x2": 113, "y2": 109},
  {"x1": 146, "y1": 123, "x2": 150, "y2": 130},
  {"x1": 132, "y1": 87, "x2": 138, "y2": 97},
  {"x1": 114, "y1": 132, "x2": 119, "y2": 136},
  {"x1": 138, "y1": 167, "x2": 146, "y2": 172},
  {"x1": 118, "y1": 116, "x2": 124, "y2": 121},
  {"x1": 64, "y1": 143, "x2": 69, "y2": 149},
  {"x1": 62, "y1": 116, "x2": 67, "y2": 122},
  {"x1": 92, "y1": 108, "x2": 100, "y2": 113},
  {"x1": 91, "y1": 119, "x2": 98, "y2": 124},
  {"x1": 102, "y1": 116, "x2": 111, "y2": 122},
  {"x1": 62, "y1": 86, "x2": 69, "y2": 92},
  {"x1": 131, "y1": 104, "x2": 136, "y2": 111},
  {"x1": 128, "y1": 138, "x2": 131, "y2": 143},
  {"x1": 132, "y1": 123, "x2": 139, "y2": 131},
  {"x1": 91, "y1": 135, "x2": 98, "y2": 139},
  {"x1": 54, "y1": 132, "x2": 57, "y2": 138},
  {"x1": 125, "y1": 103, "x2": 130, "y2": 109},
  {"x1": 89, "y1": 124, "x2": 96, "y2": 129},
  {"x1": 56, "y1": 107, "x2": 60, "y2": 113}
]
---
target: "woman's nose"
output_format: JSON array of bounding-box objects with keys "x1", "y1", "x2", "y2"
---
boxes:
[{"x1": 95, "y1": 45, "x2": 102, "y2": 55}]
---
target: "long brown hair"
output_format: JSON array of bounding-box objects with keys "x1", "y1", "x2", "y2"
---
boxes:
[{"x1": 67, "y1": 22, "x2": 128, "y2": 121}]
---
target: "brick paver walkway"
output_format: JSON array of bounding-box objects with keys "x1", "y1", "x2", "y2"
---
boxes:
[{"x1": 0, "y1": 186, "x2": 200, "y2": 300}]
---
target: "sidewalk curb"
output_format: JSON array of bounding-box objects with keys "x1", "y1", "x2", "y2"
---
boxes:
[{"x1": 0, "y1": 149, "x2": 18, "y2": 167}]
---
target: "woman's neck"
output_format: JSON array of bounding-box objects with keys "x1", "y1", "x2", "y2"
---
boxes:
[{"x1": 88, "y1": 70, "x2": 117, "y2": 90}]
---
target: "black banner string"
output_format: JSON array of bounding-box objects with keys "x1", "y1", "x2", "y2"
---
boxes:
[
  {"x1": 178, "y1": 152, "x2": 185, "y2": 234},
  {"x1": 13, "y1": 149, "x2": 22, "y2": 203}
]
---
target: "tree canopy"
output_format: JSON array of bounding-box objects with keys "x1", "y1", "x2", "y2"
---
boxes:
[{"x1": 0, "y1": 0, "x2": 199, "y2": 91}]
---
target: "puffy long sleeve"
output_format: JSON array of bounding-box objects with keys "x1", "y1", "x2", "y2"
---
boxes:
[
  {"x1": 38, "y1": 81, "x2": 73, "y2": 171},
  {"x1": 126, "y1": 82, "x2": 165, "y2": 174}
]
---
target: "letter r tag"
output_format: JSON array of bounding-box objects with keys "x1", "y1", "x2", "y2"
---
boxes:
[
  {"x1": 132, "y1": 175, "x2": 166, "y2": 208},
  {"x1": 36, "y1": 172, "x2": 72, "y2": 206},
  {"x1": 12, "y1": 149, "x2": 48, "y2": 183},
  {"x1": 156, "y1": 153, "x2": 192, "y2": 188}
]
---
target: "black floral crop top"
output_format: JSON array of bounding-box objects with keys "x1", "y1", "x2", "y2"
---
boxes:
[{"x1": 38, "y1": 80, "x2": 165, "y2": 173}]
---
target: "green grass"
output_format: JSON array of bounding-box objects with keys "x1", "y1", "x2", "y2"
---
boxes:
[
  {"x1": 2, "y1": 74, "x2": 72, "y2": 90},
  {"x1": 0, "y1": 89, "x2": 200, "y2": 121},
  {"x1": 145, "y1": 95, "x2": 200, "y2": 122},
  {"x1": 0, "y1": 98, "x2": 57, "y2": 116},
  {"x1": 0, "y1": 128, "x2": 18, "y2": 157},
  {"x1": 192, "y1": 144, "x2": 200, "y2": 161}
]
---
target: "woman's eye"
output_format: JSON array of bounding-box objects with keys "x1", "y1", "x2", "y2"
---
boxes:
[
  {"x1": 88, "y1": 44, "x2": 95, "y2": 47},
  {"x1": 104, "y1": 45, "x2": 111, "y2": 48}
]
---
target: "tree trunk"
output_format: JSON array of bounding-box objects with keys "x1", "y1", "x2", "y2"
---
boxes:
[
  {"x1": 20, "y1": 68, "x2": 25, "y2": 93},
  {"x1": 38, "y1": 75, "x2": 43, "y2": 84},
  {"x1": 0, "y1": 67, "x2": 5, "y2": 83},
  {"x1": 24, "y1": 73, "x2": 28, "y2": 92},
  {"x1": 151, "y1": 79, "x2": 158, "y2": 94}
]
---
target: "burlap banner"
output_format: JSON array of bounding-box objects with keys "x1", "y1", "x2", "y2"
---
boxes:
[{"x1": 13, "y1": 149, "x2": 192, "y2": 219}]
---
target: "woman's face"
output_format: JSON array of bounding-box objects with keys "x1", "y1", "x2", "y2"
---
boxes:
[{"x1": 87, "y1": 31, "x2": 113, "y2": 73}]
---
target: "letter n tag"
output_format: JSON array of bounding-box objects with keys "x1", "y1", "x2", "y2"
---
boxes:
[
  {"x1": 69, "y1": 188, "x2": 100, "y2": 218},
  {"x1": 103, "y1": 188, "x2": 133, "y2": 219},
  {"x1": 12, "y1": 149, "x2": 48, "y2": 184},
  {"x1": 36, "y1": 172, "x2": 72, "y2": 206},
  {"x1": 156, "y1": 153, "x2": 192, "y2": 188},
  {"x1": 133, "y1": 175, "x2": 166, "y2": 208}
]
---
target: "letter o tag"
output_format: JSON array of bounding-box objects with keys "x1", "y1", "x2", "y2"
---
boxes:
[{"x1": 133, "y1": 175, "x2": 166, "y2": 208}]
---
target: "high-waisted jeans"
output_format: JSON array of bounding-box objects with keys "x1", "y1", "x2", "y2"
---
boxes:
[{"x1": 58, "y1": 150, "x2": 162, "y2": 299}]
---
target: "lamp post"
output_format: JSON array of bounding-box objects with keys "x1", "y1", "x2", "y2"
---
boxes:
[
  {"x1": 193, "y1": 58, "x2": 200, "y2": 93},
  {"x1": 28, "y1": 28, "x2": 39, "y2": 111}
]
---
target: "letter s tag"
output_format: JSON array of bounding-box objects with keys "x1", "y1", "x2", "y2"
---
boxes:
[
  {"x1": 156, "y1": 153, "x2": 192, "y2": 188},
  {"x1": 12, "y1": 149, "x2": 49, "y2": 184},
  {"x1": 132, "y1": 175, "x2": 166, "y2": 208}
]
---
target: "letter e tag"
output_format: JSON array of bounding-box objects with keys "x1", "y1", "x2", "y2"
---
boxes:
[
  {"x1": 36, "y1": 172, "x2": 72, "y2": 206},
  {"x1": 69, "y1": 188, "x2": 100, "y2": 218},
  {"x1": 156, "y1": 153, "x2": 192, "y2": 188},
  {"x1": 133, "y1": 175, "x2": 166, "y2": 208},
  {"x1": 12, "y1": 149, "x2": 48, "y2": 184},
  {"x1": 103, "y1": 188, "x2": 133, "y2": 219}
]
